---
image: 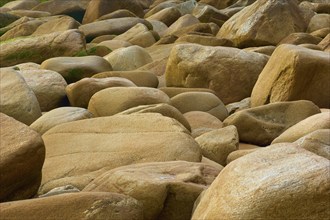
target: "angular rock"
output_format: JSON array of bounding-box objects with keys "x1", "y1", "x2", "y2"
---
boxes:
[
  {"x1": 193, "y1": 4, "x2": 229, "y2": 27},
  {"x1": 40, "y1": 56, "x2": 112, "y2": 83},
  {"x1": 218, "y1": 0, "x2": 307, "y2": 47},
  {"x1": 0, "y1": 113, "x2": 45, "y2": 202},
  {"x1": 192, "y1": 144, "x2": 330, "y2": 219},
  {"x1": 0, "y1": 68, "x2": 41, "y2": 125},
  {"x1": 170, "y1": 92, "x2": 228, "y2": 121},
  {"x1": 104, "y1": 45, "x2": 152, "y2": 71},
  {"x1": 165, "y1": 43, "x2": 268, "y2": 104},
  {"x1": 84, "y1": 161, "x2": 221, "y2": 220},
  {"x1": 0, "y1": 29, "x2": 86, "y2": 67},
  {"x1": 88, "y1": 87, "x2": 170, "y2": 116},
  {"x1": 223, "y1": 100, "x2": 321, "y2": 146},
  {"x1": 66, "y1": 77, "x2": 137, "y2": 108},
  {"x1": 272, "y1": 112, "x2": 330, "y2": 144},
  {"x1": 39, "y1": 114, "x2": 201, "y2": 193},
  {"x1": 195, "y1": 125, "x2": 239, "y2": 166},
  {"x1": 251, "y1": 44, "x2": 330, "y2": 108},
  {"x1": 30, "y1": 107, "x2": 94, "y2": 135},
  {"x1": 0, "y1": 192, "x2": 144, "y2": 220}
]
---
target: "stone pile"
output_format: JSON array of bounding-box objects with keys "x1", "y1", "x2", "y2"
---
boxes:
[{"x1": 0, "y1": 0, "x2": 329, "y2": 219}]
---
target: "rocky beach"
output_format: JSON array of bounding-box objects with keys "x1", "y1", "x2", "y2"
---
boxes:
[{"x1": 0, "y1": 0, "x2": 329, "y2": 219}]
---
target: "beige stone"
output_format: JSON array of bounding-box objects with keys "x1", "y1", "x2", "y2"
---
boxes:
[
  {"x1": 146, "y1": 7, "x2": 181, "y2": 27},
  {"x1": 0, "y1": 19, "x2": 44, "y2": 41},
  {"x1": 223, "y1": 100, "x2": 321, "y2": 146},
  {"x1": 163, "y1": 14, "x2": 200, "y2": 36},
  {"x1": 0, "y1": 113, "x2": 45, "y2": 202},
  {"x1": 97, "y1": 9, "x2": 137, "y2": 21},
  {"x1": 97, "y1": 40, "x2": 132, "y2": 51},
  {"x1": 2, "y1": 0, "x2": 40, "y2": 10},
  {"x1": 307, "y1": 13, "x2": 330, "y2": 33},
  {"x1": 226, "y1": 148, "x2": 258, "y2": 164},
  {"x1": 278, "y1": 32, "x2": 322, "y2": 45}
]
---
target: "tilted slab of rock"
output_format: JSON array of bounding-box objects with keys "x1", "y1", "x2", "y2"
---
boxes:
[
  {"x1": 223, "y1": 100, "x2": 321, "y2": 146},
  {"x1": 0, "y1": 29, "x2": 85, "y2": 67},
  {"x1": 66, "y1": 77, "x2": 137, "y2": 108},
  {"x1": 0, "y1": 19, "x2": 44, "y2": 41},
  {"x1": 88, "y1": 87, "x2": 170, "y2": 117},
  {"x1": 0, "y1": 113, "x2": 45, "y2": 202},
  {"x1": 39, "y1": 114, "x2": 201, "y2": 194},
  {"x1": 2, "y1": 0, "x2": 40, "y2": 10},
  {"x1": 0, "y1": 68, "x2": 41, "y2": 125},
  {"x1": 218, "y1": 0, "x2": 307, "y2": 47},
  {"x1": 96, "y1": 9, "x2": 138, "y2": 21},
  {"x1": 192, "y1": 143, "x2": 330, "y2": 220},
  {"x1": 83, "y1": 161, "x2": 221, "y2": 220},
  {"x1": 40, "y1": 56, "x2": 112, "y2": 83},
  {"x1": 0, "y1": 192, "x2": 144, "y2": 220},
  {"x1": 146, "y1": 7, "x2": 182, "y2": 27},
  {"x1": 251, "y1": 44, "x2": 330, "y2": 108},
  {"x1": 165, "y1": 43, "x2": 268, "y2": 104},
  {"x1": 272, "y1": 112, "x2": 330, "y2": 144},
  {"x1": 30, "y1": 107, "x2": 94, "y2": 135}
]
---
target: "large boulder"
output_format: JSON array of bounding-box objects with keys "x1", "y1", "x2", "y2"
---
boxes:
[
  {"x1": 2, "y1": 0, "x2": 40, "y2": 10},
  {"x1": 0, "y1": 192, "x2": 144, "y2": 220},
  {"x1": 218, "y1": 0, "x2": 307, "y2": 47},
  {"x1": 0, "y1": 19, "x2": 44, "y2": 41},
  {"x1": 82, "y1": 0, "x2": 145, "y2": 24},
  {"x1": 84, "y1": 161, "x2": 221, "y2": 220},
  {"x1": 223, "y1": 100, "x2": 321, "y2": 146},
  {"x1": 39, "y1": 113, "x2": 201, "y2": 194},
  {"x1": 30, "y1": 107, "x2": 94, "y2": 135},
  {"x1": 165, "y1": 43, "x2": 268, "y2": 104},
  {"x1": 251, "y1": 44, "x2": 330, "y2": 108},
  {"x1": 192, "y1": 143, "x2": 330, "y2": 219},
  {"x1": 0, "y1": 29, "x2": 86, "y2": 67},
  {"x1": 0, "y1": 113, "x2": 45, "y2": 202},
  {"x1": 307, "y1": 13, "x2": 330, "y2": 33},
  {"x1": 146, "y1": 7, "x2": 182, "y2": 27},
  {"x1": 0, "y1": 68, "x2": 41, "y2": 125},
  {"x1": 40, "y1": 56, "x2": 112, "y2": 83},
  {"x1": 88, "y1": 87, "x2": 170, "y2": 116},
  {"x1": 272, "y1": 112, "x2": 330, "y2": 144}
]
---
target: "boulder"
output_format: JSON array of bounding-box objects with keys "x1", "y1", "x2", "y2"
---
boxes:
[
  {"x1": 198, "y1": 0, "x2": 236, "y2": 10},
  {"x1": 278, "y1": 32, "x2": 322, "y2": 45},
  {"x1": 0, "y1": 113, "x2": 45, "y2": 202},
  {"x1": 195, "y1": 126, "x2": 239, "y2": 166},
  {"x1": 66, "y1": 77, "x2": 137, "y2": 108},
  {"x1": 96, "y1": 9, "x2": 137, "y2": 21},
  {"x1": 192, "y1": 144, "x2": 330, "y2": 219},
  {"x1": 2, "y1": 0, "x2": 40, "y2": 10},
  {"x1": 92, "y1": 70, "x2": 159, "y2": 88},
  {"x1": 307, "y1": 13, "x2": 330, "y2": 33},
  {"x1": 318, "y1": 33, "x2": 330, "y2": 51},
  {"x1": 0, "y1": 12, "x2": 20, "y2": 28},
  {"x1": 159, "y1": 87, "x2": 216, "y2": 98},
  {"x1": 0, "y1": 192, "x2": 143, "y2": 220},
  {"x1": 226, "y1": 148, "x2": 258, "y2": 164},
  {"x1": 82, "y1": 0, "x2": 145, "y2": 24},
  {"x1": 251, "y1": 44, "x2": 330, "y2": 108},
  {"x1": 243, "y1": 45, "x2": 276, "y2": 56},
  {"x1": 0, "y1": 29, "x2": 86, "y2": 67},
  {"x1": 39, "y1": 114, "x2": 201, "y2": 193},
  {"x1": 38, "y1": 185, "x2": 80, "y2": 198},
  {"x1": 272, "y1": 112, "x2": 330, "y2": 144},
  {"x1": 226, "y1": 97, "x2": 251, "y2": 115},
  {"x1": 146, "y1": 7, "x2": 182, "y2": 27},
  {"x1": 40, "y1": 56, "x2": 112, "y2": 83},
  {"x1": 176, "y1": 34, "x2": 234, "y2": 47},
  {"x1": 165, "y1": 43, "x2": 268, "y2": 104},
  {"x1": 104, "y1": 45, "x2": 153, "y2": 71},
  {"x1": 170, "y1": 92, "x2": 228, "y2": 121},
  {"x1": 192, "y1": 4, "x2": 229, "y2": 27},
  {"x1": 7, "y1": 9, "x2": 51, "y2": 18},
  {"x1": 97, "y1": 40, "x2": 132, "y2": 51},
  {"x1": 17, "y1": 66, "x2": 67, "y2": 112},
  {"x1": 84, "y1": 161, "x2": 220, "y2": 220},
  {"x1": 88, "y1": 87, "x2": 170, "y2": 116},
  {"x1": 218, "y1": 0, "x2": 307, "y2": 47},
  {"x1": 30, "y1": 107, "x2": 94, "y2": 135},
  {"x1": 0, "y1": 68, "x2": 41, "y2": 125},
  {"x1": 163, "y1": 14, "x2": 200, "y2": 36},
  {"x1": 223, "y1": 100, "x2": 321, "y2": 146},
  {"x1": 0, "y1": 19, "x2": 44, "y2": 41}
]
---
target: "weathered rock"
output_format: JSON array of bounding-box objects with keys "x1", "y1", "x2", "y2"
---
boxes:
[
  {"x1": 8, "y1": 9, "x2": 51, "y2": 18},
  {"x1": 183, "y1": 111, "x2": 224, "y2": 138},
  {"x1": 318, "y1": 33, "x2": 330, "y2": 51},
  {"x1": 223, "y1": 100, "x2": 321, "y2": 146},
  {"x1": 218, "y1": 0, "x2": 307, "y2": 47},
  {"x1": 148, "y1": 19, "x2": 168, "y2": 37},
  {"x1": 251, "y1": 44, "x2": 330, "y2": 108},
  {"x1": 243, "y1": 45, "x2": 276, "y2": 56},
  {"x1": 38, "y1": 185, "x2": 80, "y2": 198},
  {"x1": 176, "y1": 34, "x2": 234, "y2": 47},
  {"x1": 192, "y1": 144, "x2": 330, "y2": 219},
  {"x1": 146, "y1": 7, "x2": 182, "y2": 27},
  {"x1": 0, "y1": 19, "x2": 44, "y2": 41},
  {"x1": 82, "y1": 0, "x2": 145, "y2": 24},
  {"x1": 2, "y1": 0, "x2": 40, "y2": 10},
  {"x1": 199, "y1": 0, "x2": 236, "y2": 10},
  {"x1": 40, "y1": 56, "x2": 112, "y2": 83},
  {"x1": 226, "y1": 97, "x2": 251, "y2": 115},
  {"x1": 165, "y1": 43, "x2": 268, "y2": 104},
  {"x1": 0, "y1": 68, "x2": 41, "y2": 125},
  {"x1": 97, "y1": 40, "x2": 132, "y2": 51},
  {"x1": 88, "y1": 87, "x2": 170, "y2": 116},
  {"x1": 0, "y1": 29, "x2": 86, "y2": 67},
  {"x1": 278, "y1": 32, "x2": 322, "y2": 45},
  {"x1": 30, "y1": 107, "x2": 93, "y2": 135},
  {"x1": 193, "y1": 4, "x2": 229, "y2": 27},
  {"x1": 104, "y1": 45, "x2": 152, "y2": 71},
  {"x1": 163, "y1": 14, "x2": 200, "y2": 36},
  {"x1": 195, "y1": 126, "x2": 239, "y2": 166},
  {"x1": 311, "y1": 27, "x2": 330, "y2": 38},
  {"x1": 0, "y1": 12, "x2": 20, "y2": 28},
  {"x1": 307, "y1": 13, "x2": 330, "y2": 33},
  {"x1": 97, "y1": 9, "x2": 137, "y2": 21},
  {"x1": 118, "y1": 103, "x2": 191, "y2": 131},
  {"x1": 84, "y1": 161, "x2": 221, "y2": 220},
  {"x1": 170, "y1": 23, "x2": 214, "y2": 37},
  {"x1": 272, "y1": 112, "x2": 330, "y2": 144},
  {"x1": 159, "y1": 87, "x2": 216, "y2": 98},
  {"x1": 39, "y1": 114, "x2": 201, "y2": 193},
  {"x1": 170, "y1": 92, "x2": 228, "y2": 121},
  {"x1": 16, "y1": 65, "x2": 67, "y2": 111},
  {"x1": 226, "y1": 148, "x2": 258, "y2": 164},
  {"x1": 66, "y1": 77, "x2": 137, "y2": 108},
  {"x1": 0, "y1": 113, "x2": 45, "y2": 202},
  {"x1": 0, "y1": 192, "x2": 144, "y2": 220}
]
